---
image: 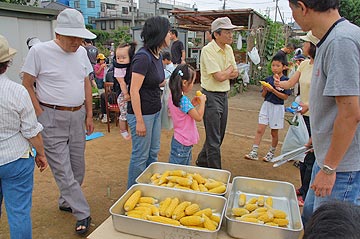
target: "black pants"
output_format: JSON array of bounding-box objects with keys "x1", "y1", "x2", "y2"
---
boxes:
[
  {"x1": 299, "y1": 115, "x2": 316, "y2": 200},
  {"x1": 196, "y1": 90, "x2": 228, "y2": 169}
]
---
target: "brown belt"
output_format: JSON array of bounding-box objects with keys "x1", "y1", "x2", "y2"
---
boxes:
[{"x1": 40, "y1": 102, "x2": 83, "y2": 112}]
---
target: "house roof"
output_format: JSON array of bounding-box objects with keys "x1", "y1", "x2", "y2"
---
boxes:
[
  {"x1": 0, "y1": 2, "x2": 58, "y2": 19},
  {"x1": 170, "y1": 8, "x2": 267, "y2": 31}
]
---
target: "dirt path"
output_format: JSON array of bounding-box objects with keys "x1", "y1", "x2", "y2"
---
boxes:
[{"x1": 0, "y1": 84, "x2": 300, "y2": 239}]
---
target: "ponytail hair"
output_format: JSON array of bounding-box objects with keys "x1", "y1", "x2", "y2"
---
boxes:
[{"x1": 169, "y1": 64, "x2": 195, "y2": 107}]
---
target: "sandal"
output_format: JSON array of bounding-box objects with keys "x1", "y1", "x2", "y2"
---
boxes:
[{"x1": 75, "y1": 216, "x2": 91, "y2": 235}]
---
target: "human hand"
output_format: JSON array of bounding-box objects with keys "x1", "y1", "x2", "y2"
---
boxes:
[
  {"x1": 124, "y1": 93, "x2": 131, "y2": 101},
  {"x1": 310, "y1": 171, "x2": 336, "y2": 197},
  {"x1": 85, "y1": 116, "x2": 94, "y2": 135},
  {"x1": 35, "y1": 154, "x2": 48, "y2": 172},
  {"x1": 136, "y1": 121, "x2": 146, "y2": 137},
  {"x1": 299, "y1": 102, "x2": 309, "y2": 114},
  {"x1": 274, "y1": 75, "x2": 281, "y2": 88}
]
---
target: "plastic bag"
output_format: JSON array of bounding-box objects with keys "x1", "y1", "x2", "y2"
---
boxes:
[
  {"x1": 281, "y1": 113, "x2": 309, "y2": 162},
  {"x1": 160, "y1": 80, "x2": 173, "y2": 130},
  {"x1": 247, "y1": 47, "x2": 260, "y2": 65}
]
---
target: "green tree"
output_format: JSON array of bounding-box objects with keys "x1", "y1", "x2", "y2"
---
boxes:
[
  {"x1": 340, "y1": 0, "x2": 360, "y2": 26},
  {"x1": 0, "y1": 0, "x2": 28, "y2": 5}
]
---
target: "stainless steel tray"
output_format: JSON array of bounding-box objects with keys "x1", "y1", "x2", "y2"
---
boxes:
[
  {"x1": 110, "y1": 184, "x2": 227, "y2": 239},
  {"x1": 136, "y1": 162, "x2": 231, "y2": 195},
  {"x1": 225, "y1": 176, "x2": 303, "y2": 239}
]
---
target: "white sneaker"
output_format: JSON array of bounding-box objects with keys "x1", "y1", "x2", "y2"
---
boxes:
[
  {"x1": 263, "y1": 151, "x2": 274, "y2": 162},
  {"x1": 245, "y1": 150, "x2": 258, "y2": 161},
  {"x1": 101, "y1": 115, "x2": 108, "y2": 123}
]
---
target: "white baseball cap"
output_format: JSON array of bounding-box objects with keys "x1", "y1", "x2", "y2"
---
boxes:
[
  {"x1": 211, "y1": 17, "x2": 238, "y2": 32},
  {"x1": 55, "y1": 9, "x2": 96, "y2": 39}
]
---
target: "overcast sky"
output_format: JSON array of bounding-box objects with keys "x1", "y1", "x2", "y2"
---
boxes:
[{"x1": 184, "y1": 0, "x2": 294, "y2": 24}]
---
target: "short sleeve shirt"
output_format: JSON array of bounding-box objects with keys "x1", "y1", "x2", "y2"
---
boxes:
[
  {"x1": 179, "y1": 95, "x2": 194, "y2": 113},
  {"x1": 127, "y1": 48, "x2": 165, "y2": 115},
  {"x1": 297, "y1": 59, "x2": 313, "y2": 116},
  {"x1": 200, "y1": 40, "x2": 237, "y2": 92},
  {"x1": 171, "y1": 40, "x2": 184, "y2": 64},
  {"x1": 263, "y1": 75, "x2": 291, "y2": 105},
  {"x1": 310, "y1": 19, "x2": 360, "y2": 172}
]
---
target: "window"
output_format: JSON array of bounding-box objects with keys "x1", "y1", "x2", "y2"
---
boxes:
[
  {"x1": 101, "y1": 3, "x2": 105, "y2": 12},
  {"x1": 87, "y1": 0, "x2": 95, "y2": 8},
  {"x1": 74, "y1": 1, "x2": 80, "y2": 8},
  {"x1": 107, "y1": 4, "x2": 116, "y2": 10},
  {"x1": 109, "y1": 20, "x2": 115, "y2": 30},
  {"x1": 122, "y1": 7, "x2": 128, "y2": 14},
  {"x1": 101, "y1": 21, "x2": 106, "y2": 30},
  {"x1": 123, "y1": 21, "x2": 130, "y2": 27},
  {"x1": 88, "y1": 17, "x2": 95, "y2": 24}
]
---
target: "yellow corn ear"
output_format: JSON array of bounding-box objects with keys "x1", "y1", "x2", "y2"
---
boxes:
[
  {"x1": 126, "y1": 211, "x2": 146, "y2": 219},
  {"x1": 247, "y1": 197, "x2": 258, "y2": 204},
  {"x1": 270, "y1": 209, "x2": 287, "y2": 219},
  {"x1": 152, "y1": 178, "x2": 160, "y2": 185},
  {"x1": 179, "y1": 216, "x2": 204, "y2": 226},
  {"x1": 196, "y1": 90, "x2": 203, "y2": 96},
  {"x1": 190, "y1": 180, "x2": 200, "y2": 191},
  {"x1": 174, "y1": 184, "x2": 191, "y2": 190},
  {"x1": 138, "y1": 197, "x2": 158, "y2": 204},
  {"x1": 258, "y1": 212, "x2": 273, "y2": 223},
  {"x1": 244, "y1": 203, "x2": 258, "y2": 212},
  {"x1": 208, "y1": 185, "x2": 226, "y2": 194},
  {"x1": 202, "y1": 214, "x2": 217, "y2": 231},
  {"x1": 193, "y1": 208, "x2": 213, "y2": 217},
  {"x1": 159, "y1": 197, "x2": 172, "y2": 216},
  {"x1": 198, "y1": 184, "x2": 208, "y2": 192},
  {"x1": 193, "y1": 173, "x2": 206, "y2": 184},
  {"x1": 257, "y1": 196, "x2": 265, "y2": 207},
  {"x1": 240, "y1": 213, "x2": 258, "y2": 219},
  {"x1": 232, "y1": 207, "x2": 250, "y2": 217},
  {"x1": 186, "y1": 174, "x2": 193, "y2": 180},
  {"x1": 266, "y1": 197, "x2": 273, "y2": 207},
  {"x1": 238, "y1": 194, "x2": 246, "y2": 207},
  {"x1": 165, "y1": 182, "x2": 175, "y2": 187},
  {"x1": 265, "y1": 222, "x2": 279, "y2": 227},
  {"x1": 204, "y1": 180, "x2": 223, "y2": 190},
  {"x1": 147, "y1": 215, "x2": 181, "y2": 226},
  {"x1": 137, "y1": 203, "x2": 159, "y2": 216},
  {"x1": 185, "y1": 203, "x2": 200, "y2": 215},
  {"x1": 165, "y1": 198, "x2": 179, "y2": 218},
  {"x1": 124, "y1": 190, "x2": 142, "y2": 211},
  {"x1": 172, "y1": 201, "x2": 191, "y2": 220},
  {"x1": 273, "y1": 218, "x2": 289, "y2": 227},
  {"x1": 166, "y1": 176, "x2": 192, "y2": 186},
  {"x1": 255, "y1": 207, "x2": 268, "y2": 213},
  {"x1": 158, "y1": 171, "x2": 170, "y2": 185},
  {"x1": 169, "y1": 170, "x2": 186, "y2": 177},
  {"x1": 150, "y1": 173, "x2": 160, "y2": 182},
  {"x1": 210, "y1": 214, "x2": 221, "y2": 224},
  {"x1": 237, "y1": 217, "x2": 262, "y2": 224}
]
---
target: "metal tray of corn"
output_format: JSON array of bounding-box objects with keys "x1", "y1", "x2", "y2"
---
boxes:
[
  {"x1": 135, "y1": 162, "x2": 231, "y2": 196},
  {"x1": 225, "y1": 176, "x2": 303, "y2": 239},
  {"x1": 110, "y1": 184, "x2": 227, "y2": 239}
]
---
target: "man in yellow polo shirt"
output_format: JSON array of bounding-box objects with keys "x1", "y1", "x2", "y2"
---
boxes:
[{"x1": 196, "y1": 17, "x2": 239, "y2": 169}]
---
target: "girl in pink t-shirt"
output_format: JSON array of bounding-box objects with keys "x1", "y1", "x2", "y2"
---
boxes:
[
  {"x1": 168, "y1": 64, "x2": 206, "y2": 165},
  {"x1": 94, "y1": 53, "x2": 107, "y2": 89}
]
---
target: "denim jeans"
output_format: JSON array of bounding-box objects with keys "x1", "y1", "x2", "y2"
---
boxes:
[
  {"x1": 127, "y1": 112, "x2": 161, "y2": 188},
  {"x1": 169, "y1": 137, "x2": 193, "y2": 165},
  {"x1": 0, "y1": 157, "x2": 35, "y2": 239},
  {"x1": 95, "y1": 77, "x2": 104, "y2": 89},
  {"x1": 302, "y1": 162, "x2": 360, "y2": 227}
]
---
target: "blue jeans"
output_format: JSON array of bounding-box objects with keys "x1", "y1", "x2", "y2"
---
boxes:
[
  {"x1": 302, "y1": 162, "x2": 360, "y2": 227},
  {"x1": 169, "y1": 137, "x2": 193, "y2": 165},
  {"x1": 95, "y1": 77, "x2": 104, "y2": 89},
  {"x1": 0, "y1": 157, "x2": 35, "y2": 239},
  {"x1": 127, "y1": 112, "x2": 161, "y2": 188}
]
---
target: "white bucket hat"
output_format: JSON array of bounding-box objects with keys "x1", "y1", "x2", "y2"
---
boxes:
[
  {"x1": 55, "y1": 9, "x2": 96, "y2": 39},
  {"x1": 299, "y1": 31, "x2": 319, "y2": 46},
  {"x1": 0, "y1": 35, "x2": 17, "y2": 63}
]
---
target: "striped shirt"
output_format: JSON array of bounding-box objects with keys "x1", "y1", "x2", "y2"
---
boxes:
[{"x1": 0, "y1": 74, "x2": 43, "y2": 166}]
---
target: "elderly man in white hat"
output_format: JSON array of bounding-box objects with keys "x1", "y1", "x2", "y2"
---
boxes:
[
  {"x1": 22, "y1": 9, "x2": 96, "y2": 235},
  {"x1": 196, "y1": 17, "x2": 239, "y2": 169},
  {"x1": 0, "y1": 34, "x2": 47, "y2": 239}
]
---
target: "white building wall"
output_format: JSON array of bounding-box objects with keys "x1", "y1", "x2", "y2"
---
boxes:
[{"x1": 0, "y1": 16, "x2": 55, "y2": 83}]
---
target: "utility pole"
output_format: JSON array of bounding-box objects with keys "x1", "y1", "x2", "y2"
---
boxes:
[
  {"x1": 130, "y1": 0, "x2": 135, "y2": 27},
  {"x1": 154, "y1": 0, "x2": 159, "y2": 16},
  {"x1": 222, "y1": 0, "x2": 226, "y2": 10},
  {"x1": 274, "y1": 0, "x2": 278, "y2": 22}
]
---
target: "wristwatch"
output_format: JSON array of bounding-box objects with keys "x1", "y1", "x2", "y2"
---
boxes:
[{"x1": 321, "y1": 165, "x2": 336, "y2": 175}]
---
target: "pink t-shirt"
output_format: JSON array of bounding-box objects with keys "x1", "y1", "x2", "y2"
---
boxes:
[
  {"x1": 94, "y1": 63, "x2": 105, "y2": 79},
  {"x1": 168, "y1": 94, "x2": 199, "y2": 146}
]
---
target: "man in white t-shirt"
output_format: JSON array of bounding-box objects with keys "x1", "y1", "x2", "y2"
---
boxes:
[{"x1": 22, "y1": 9, "x2": 96, "y2": 235}]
